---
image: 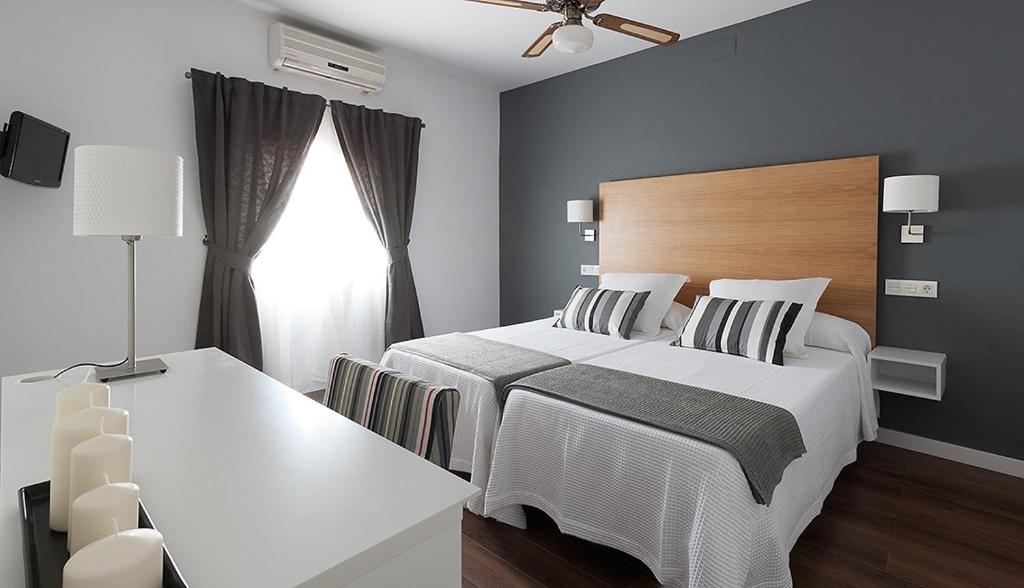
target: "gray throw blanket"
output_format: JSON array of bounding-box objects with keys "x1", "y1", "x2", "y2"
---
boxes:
[
  {"x1": 502, "y1": 364, "x2": 806, "y2": 505},
  {"x1": 389, "y1": 333, "x2": 570, "y2": 392}
]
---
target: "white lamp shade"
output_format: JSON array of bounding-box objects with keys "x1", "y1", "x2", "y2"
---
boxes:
[
  {"x1": 567, "y1": 200, "x2": 594, "y2": 223},
  {"x1": 74, "y1": 145, "x2": 184, "y2": 237},
  {"x1": 883, "y1": 175, "x2": 939, "y2": 213},
  {"x1": 553, "y1": 24, "x2": 594, "y2": 54}
]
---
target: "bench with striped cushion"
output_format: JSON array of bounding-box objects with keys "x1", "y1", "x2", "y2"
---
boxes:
[{"x1": 323, "y1": 354, "x2": 459, "y2": 470}]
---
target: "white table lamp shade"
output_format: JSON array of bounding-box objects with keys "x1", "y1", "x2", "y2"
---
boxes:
[
  {"x1": 883, "y1": 175, "x2": 939, "y2": 213},
  {"x1": 73, "y1": 145, "x2": 184, "y2": 237},
  {"x1": 567, "y1": 200, "x2": 594, "y2": 223}
]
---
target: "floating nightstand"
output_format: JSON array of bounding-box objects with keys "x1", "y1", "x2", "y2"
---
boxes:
[{"x1": 869, "y1": 346, "x2": 946, "y2": 401}]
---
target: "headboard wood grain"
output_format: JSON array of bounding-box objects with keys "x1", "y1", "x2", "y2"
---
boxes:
[{"x1": 599, "y1": 156, "x2": 879, "y2": 342}]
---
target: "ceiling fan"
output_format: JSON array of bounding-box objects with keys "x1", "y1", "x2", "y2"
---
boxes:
[{"x1": 466, "y1": 0, "x2": 681, "y2": 58}]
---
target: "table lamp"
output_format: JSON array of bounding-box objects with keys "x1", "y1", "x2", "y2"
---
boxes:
[{"x1": 73, "y1": 145, "x2": 184, "y2": 381}]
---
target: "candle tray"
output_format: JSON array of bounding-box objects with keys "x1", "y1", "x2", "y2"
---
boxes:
[{"x1": 18, "y1": 480, "x2": 188, "y2": 588}]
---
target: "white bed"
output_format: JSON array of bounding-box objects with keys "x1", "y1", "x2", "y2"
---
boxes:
[
  {"x1": 482, "y1": 324, "x2": 878, "y2": 587},
  {"x1": 381, "y1": 318, "x2": 678, "y2": 523}
]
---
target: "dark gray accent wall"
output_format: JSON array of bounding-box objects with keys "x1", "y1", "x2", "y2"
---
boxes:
[{"x1": 499, "y1": 0, "x2": 1024, "y2": 459}]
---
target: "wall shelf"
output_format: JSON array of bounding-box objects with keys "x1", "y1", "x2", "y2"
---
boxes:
[{"x1": 869, "y1": 346, "x2": 946, "y2": 401}]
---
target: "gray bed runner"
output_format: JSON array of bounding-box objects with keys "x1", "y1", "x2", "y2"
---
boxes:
[
  {"x1": 502, "y1": 364, "x2": 806, "y2": 505},
  {"x1": 389, "y1": 333, "x2": 570, "y2": 392}
]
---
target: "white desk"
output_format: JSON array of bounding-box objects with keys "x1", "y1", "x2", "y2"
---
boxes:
[{"x1": 1, "y1": 348, "x2": 479, "y2": 587}]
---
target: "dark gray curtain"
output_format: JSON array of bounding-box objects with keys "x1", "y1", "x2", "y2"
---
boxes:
[
  {"x1": 329, "y1": 101, "x2": 424, "y2": 347},
  {"x1": 191, "y1": 69, "x2": 325, "y2": 369}
]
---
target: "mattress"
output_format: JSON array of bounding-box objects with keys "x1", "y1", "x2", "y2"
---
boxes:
[
  {"x1": 381, "y1": 318, "x2": 677, "y2": 523},
  {"x1": 484, "y1": 341, "x2": 876, "y2": 587}
]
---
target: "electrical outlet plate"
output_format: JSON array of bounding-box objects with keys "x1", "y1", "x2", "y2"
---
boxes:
[
  {"x1": 580, "y1": 264, "x2": 600, "y2": 276},
  {"x1": 885, "y1": 279, "x2": 938, "y2": 298}
]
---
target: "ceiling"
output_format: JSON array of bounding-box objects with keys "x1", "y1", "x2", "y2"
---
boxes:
[{"x1": 242, "y1": 0, "x2": 811, "y2": 91}]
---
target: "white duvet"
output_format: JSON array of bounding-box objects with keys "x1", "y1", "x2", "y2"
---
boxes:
[
  {"x1": 484, "y1": 338, "x2": 878, "y2": 587},
  {"x1": 381, "y1": 318, "x2": 677, "y2": 523}
]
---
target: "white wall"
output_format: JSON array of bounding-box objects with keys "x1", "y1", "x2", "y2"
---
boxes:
[{"x1": 0, "y1": 0, "x2": 500, "y2": 376}]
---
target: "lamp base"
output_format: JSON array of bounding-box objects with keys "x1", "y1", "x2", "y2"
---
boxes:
[
  {"x1": 95, "y1": 358, "x2": 168, "y2": 382},
  {"x1": 901, "y1": 225, "x2": 925, "y2": 244}
]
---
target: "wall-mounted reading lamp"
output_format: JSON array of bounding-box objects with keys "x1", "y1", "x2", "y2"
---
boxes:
[
  {"x1": 567, "y1": 199, "x2": 595, "y2": 242},
  {"x1": 883, "y1": 175, "x2": 939, "y2": 244}
]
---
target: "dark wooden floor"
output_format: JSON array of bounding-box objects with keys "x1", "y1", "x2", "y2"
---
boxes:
[
  {"x1": 459, "y1": 442, "x2": 1024, "y2": 587},
  {"x1": 305, "y1": 391, "x2": 1024, "y2": 586}
]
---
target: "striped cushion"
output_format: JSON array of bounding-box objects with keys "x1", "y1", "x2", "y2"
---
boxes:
[
  {"x1": 554, "y1": 286, "x2": 651, "y2": 339},
  {"x1": 672, "y1": 295, "x2": 803, "y2": 366},
  {"x1": 324, "y1": 354, "x2": 459, "y2": 469}
]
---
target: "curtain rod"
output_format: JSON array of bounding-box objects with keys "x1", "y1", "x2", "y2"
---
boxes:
[{"x1": 184, "y1": 71, "x2": 426, "y2": 129}]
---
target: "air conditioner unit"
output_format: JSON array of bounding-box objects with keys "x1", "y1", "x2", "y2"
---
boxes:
[{"x1": 270, "y1": 23, "x2": 387, "y2": 94}]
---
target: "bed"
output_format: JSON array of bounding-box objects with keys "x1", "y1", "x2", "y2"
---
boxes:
[
  {"x1": 481, "y1": 155, "x2": 882, "y2": 586},
  {"x1": 381, "y1": 317, "x2": 678, "y2": 523},
  {"x1": 485, "y1": 318, "x2": 876, "y2": 586}
]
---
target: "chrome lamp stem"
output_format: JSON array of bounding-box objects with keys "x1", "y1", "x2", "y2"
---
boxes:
[{"x1": 94, "y1": 236, "x2": 169, "y2": 382}]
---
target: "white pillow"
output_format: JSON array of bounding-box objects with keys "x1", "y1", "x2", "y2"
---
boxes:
[
  {"x1": 600, "y1": 273, "x2": 689, "y2": 336},
  {"x1": 662, "y1": 302, "x2": 692, "y2": 332},
  {"x1": 709, "y1": 277, "x2": 831, "y2": 358},
  {"x1": 807, "y1": 312, "x2": 869, "y2": 355}
]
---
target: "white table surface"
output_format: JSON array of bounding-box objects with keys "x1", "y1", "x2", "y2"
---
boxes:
[{"x1": 1, "y1": 348, "x2": 479, "y2": 587}]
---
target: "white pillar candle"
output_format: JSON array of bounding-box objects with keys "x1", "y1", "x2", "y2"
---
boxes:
[
  {"x1": 50, "y1": 407, "x2": 129, "y2": 532},
  {"x1": 55, "y1": 383, "x2": 110, "y2": 419},
  {"x1": 69, "y1": 475, "x2": 140, "y2": 554},
  {"x1": 68, "y1": 427, "x2": 133, "y2": 533},
  {"x1": 63, "y1": 522, "x2": 163, "y2": 588}
]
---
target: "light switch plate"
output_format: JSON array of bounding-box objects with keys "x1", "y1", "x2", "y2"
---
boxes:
[
  {"x1": 885, "y1": 279, "x2": 938, "y2": 298},
  {"x1": 580, "y1": 264, "x2": 600, "y2": 276}
]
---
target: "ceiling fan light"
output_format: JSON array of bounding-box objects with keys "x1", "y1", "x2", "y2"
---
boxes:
[{"x1": 552, "y1": 24, "x2": 594, "y2": 54}]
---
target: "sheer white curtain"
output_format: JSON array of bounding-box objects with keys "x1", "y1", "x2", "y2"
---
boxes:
[{"x1": 253, "y1": 112, "x2": 387, "y2": 392}]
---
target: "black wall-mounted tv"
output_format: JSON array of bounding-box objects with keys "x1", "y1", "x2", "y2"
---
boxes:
[{"x1": 0, "y1": 112, "x2": 71, "y2": 188}]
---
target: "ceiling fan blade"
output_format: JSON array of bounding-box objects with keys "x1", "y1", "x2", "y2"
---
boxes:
[
  {"x1": 580, "y1": 0, "x2": 607, "y2": 10},
  {"x1": 591, "y1": 14, "x2": 681, "y2": 46},
  {"x1": 522, "y1": 22, "x2": 562, "y2": 58},
  {"x1": 465, "y1": 0, "x2": 549, "y2": 11}
]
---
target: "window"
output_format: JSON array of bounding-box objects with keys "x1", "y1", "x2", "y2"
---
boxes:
[{"x1": 252, "y1": 112, "x2": 387, "y2": 392}]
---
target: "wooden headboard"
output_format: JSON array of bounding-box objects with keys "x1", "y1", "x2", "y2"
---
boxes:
[{"x1": 599, "y1": 156, "x2": 879, "y2": 342}]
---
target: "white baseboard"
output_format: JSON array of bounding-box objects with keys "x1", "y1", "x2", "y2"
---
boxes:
[{"x1": 876, "y1": 428, "x2": 1024, "y2": 479}]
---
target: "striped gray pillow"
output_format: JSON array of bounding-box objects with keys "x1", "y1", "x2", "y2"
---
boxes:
[
  {"x1": 673, "y1": 295, "x2": 803, "y2": 365},
  {"x1": 554, "y1": 286, "x2": 651, "y2": 339}
]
